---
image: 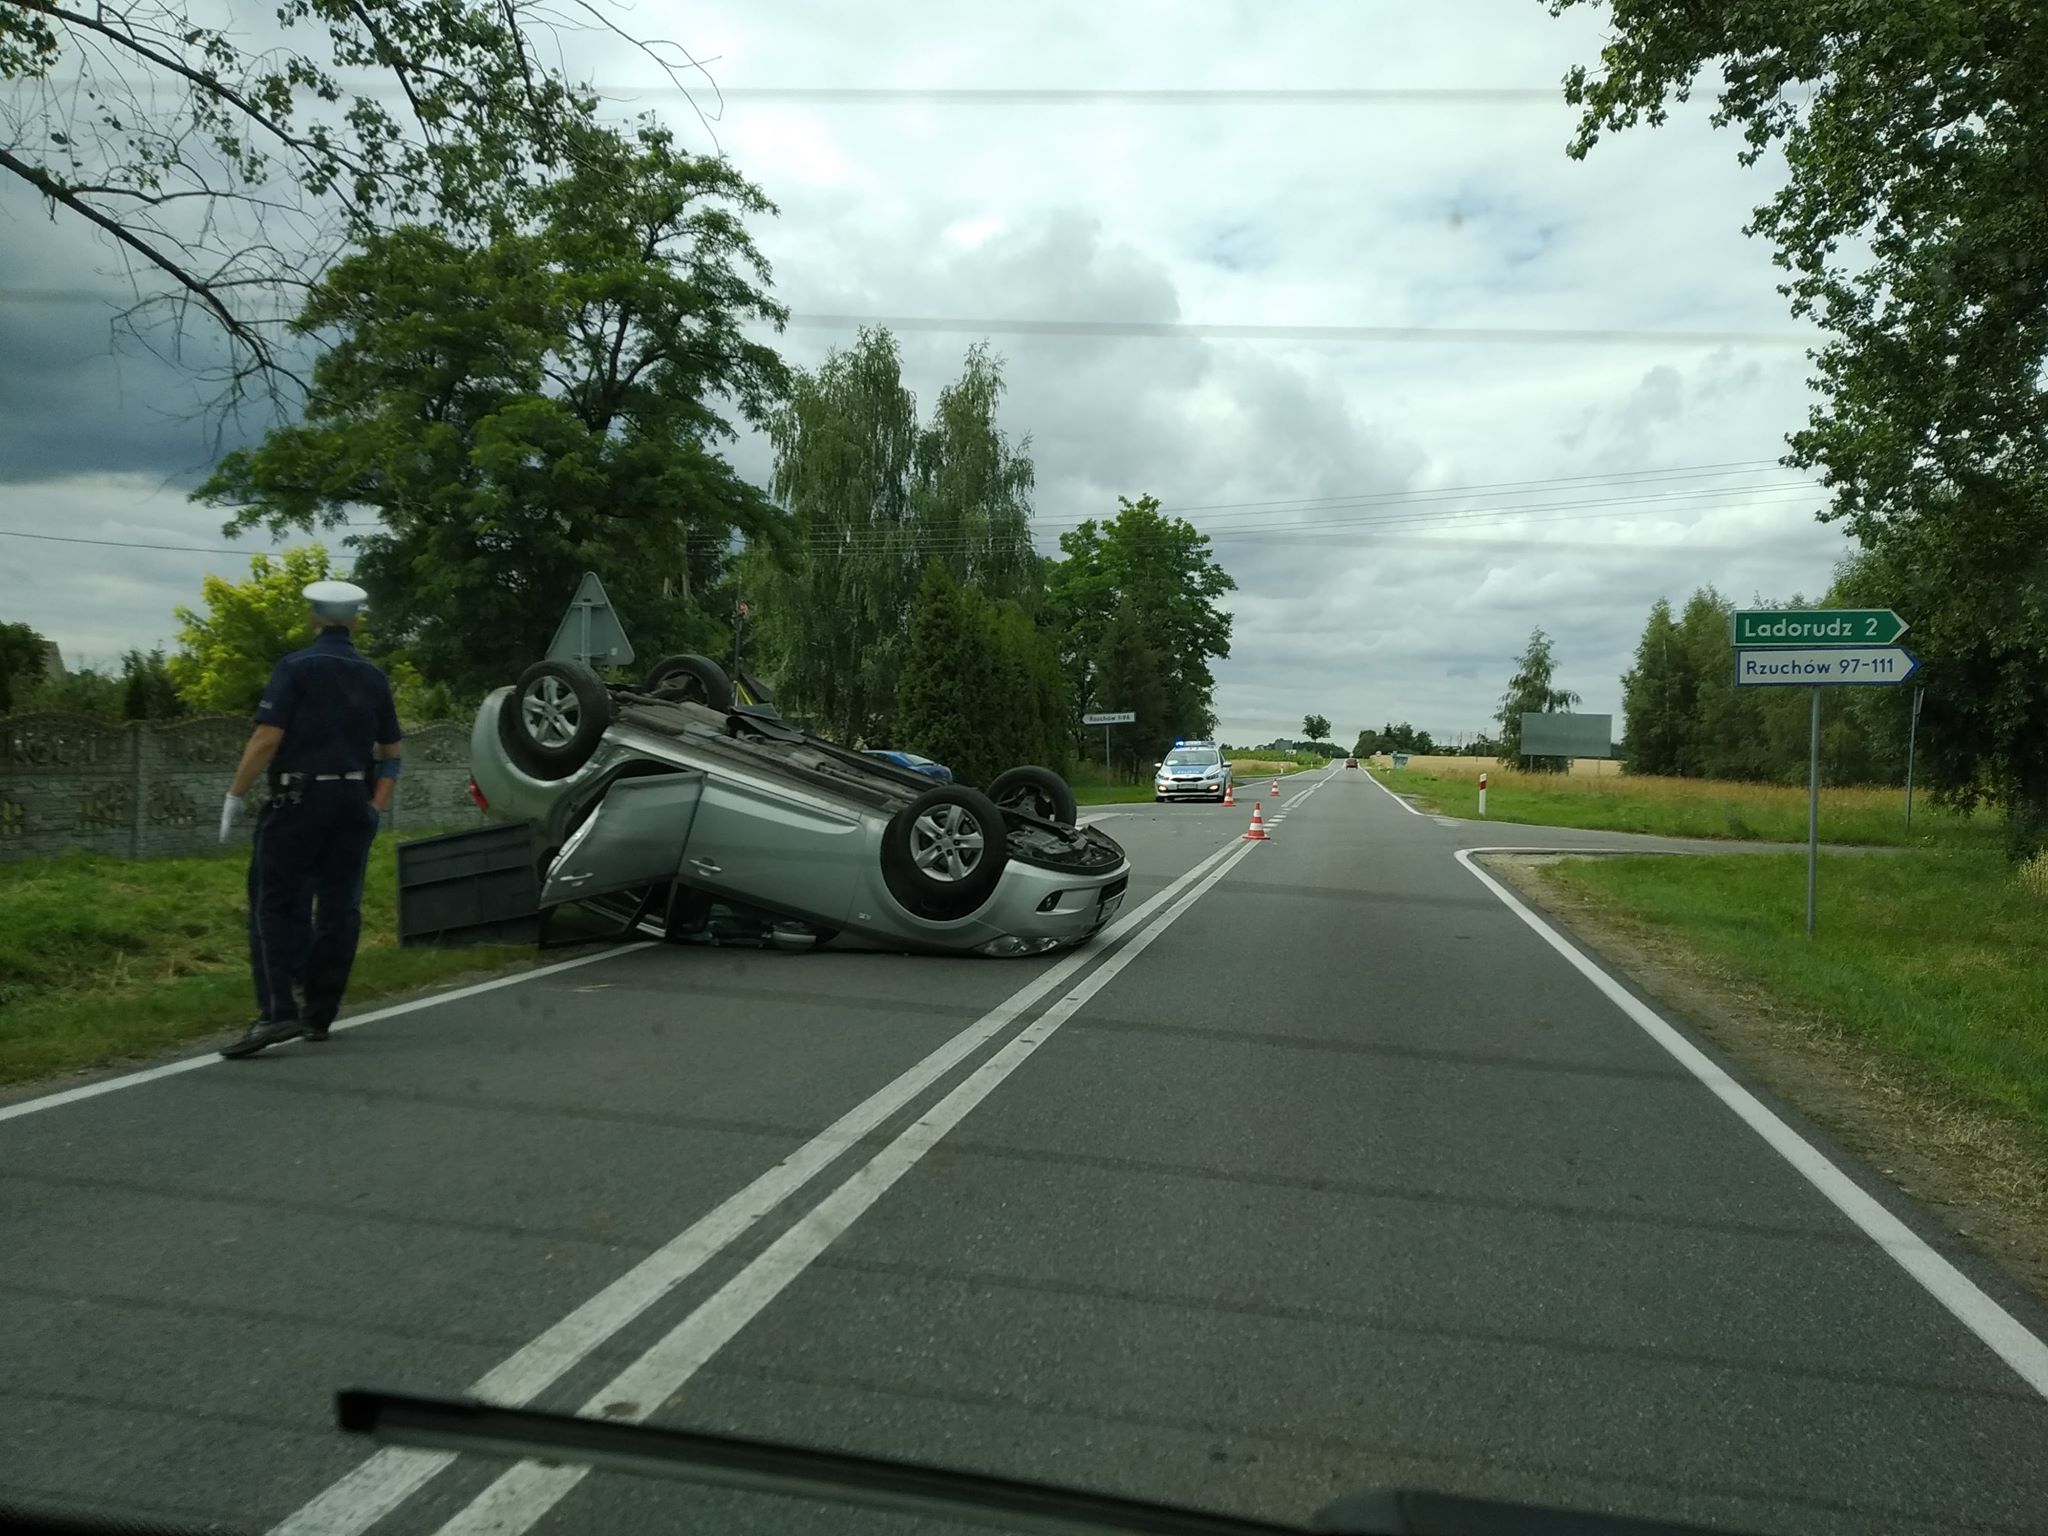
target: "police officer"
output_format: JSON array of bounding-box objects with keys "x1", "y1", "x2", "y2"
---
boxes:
[{"x1": 218, "y1": 580, "x2": 403, "y2": 1058}]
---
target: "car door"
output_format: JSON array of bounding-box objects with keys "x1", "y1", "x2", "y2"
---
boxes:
[
  {"x1": 677, "y1": 770, "x2": 863, "y2": 926},
  {"x1": 538, "y1": 771, "x2": 705, "y2": 908}
]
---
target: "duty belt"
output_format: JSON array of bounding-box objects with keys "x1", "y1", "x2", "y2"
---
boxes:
[{"x1": 277, "y1": 771, "x2": 368, "y2": 784}]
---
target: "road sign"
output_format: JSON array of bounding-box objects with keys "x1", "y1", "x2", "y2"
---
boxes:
[
  {"x1": 1082, "y1": 711, "x2": 1136, "y2": 725},
  {"x1": 546, "y1": 571, "x2": 635, "y2": 669},
  {"x1": 1734, "y1": 646, "x2": 1919, "y2": 687},
  {"x1": 1733, "y1": 608, "x2": 1907, "y2": 647}
]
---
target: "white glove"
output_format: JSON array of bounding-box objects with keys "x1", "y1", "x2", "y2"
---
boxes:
[{"x1": 219, "y1": 793, "x2": 246, "y2": 844}]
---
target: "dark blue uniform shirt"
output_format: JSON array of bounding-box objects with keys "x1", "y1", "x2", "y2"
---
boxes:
[{"x1": 254, "y1": 629, "x2": 403, "y2": 775}]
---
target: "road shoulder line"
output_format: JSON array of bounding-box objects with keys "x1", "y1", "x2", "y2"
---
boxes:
[
  {"x1": 0, "y1": 943, "x2": 656, "y2": 1125},
  {"x1": 1363, "y1": 767, "x2": 1428, "y2": 817},
  {"x1": 1454, "y1": 845, "x2": 2048, "y2": 1402}
]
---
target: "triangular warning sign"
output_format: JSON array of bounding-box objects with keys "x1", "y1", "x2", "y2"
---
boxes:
[{"x1": 546, "y1": 571, "x2": 636, "y2": 669}]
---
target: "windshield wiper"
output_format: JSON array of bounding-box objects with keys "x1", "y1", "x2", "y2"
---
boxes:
[{"x1": 337, "y1": 1388, "x2": 1732, "y2": 1536}]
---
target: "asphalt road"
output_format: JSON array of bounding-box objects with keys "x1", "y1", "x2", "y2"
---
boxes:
[{"x1": 5, "y1": 765, "x2": 2048, "y2": 1536}]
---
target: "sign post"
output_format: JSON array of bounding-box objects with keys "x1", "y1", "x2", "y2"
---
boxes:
[
  {"x1": 1734, "y1": 609, "x2": 1915, "y2": 937},
  {"x1": 1082, "y1": 710, "x2": 1136, "y2": 784},
  {"x1": 1904, "y1": 686, "x2": 1926, "y2": 833}
]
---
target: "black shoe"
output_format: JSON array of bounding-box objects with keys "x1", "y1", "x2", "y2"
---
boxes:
[
  {"x1": 303, "y1": 1020, "x2": 331, "y2": 1043},
  {"x1": 220, "y1": 1017, "x2": 305, "y2": 1059}
]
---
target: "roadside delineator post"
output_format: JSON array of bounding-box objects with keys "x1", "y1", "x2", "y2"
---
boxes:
[
  {"x1": 1479, "y1": 772, "x2": 1489, "y2": 818},
  {"x1": 1243, "y1": 802, "x2": 1270, "y2": 841}
]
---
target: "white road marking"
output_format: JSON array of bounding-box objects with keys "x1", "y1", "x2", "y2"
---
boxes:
[
  {"x1": 1455, "y1": 846, "x2": 2048, "y2": 1402},
  {"x1": 1363, "y1": 766, "x2": 1427, "y2": 817},
  {"x1": 428, "y1": 835, "x2": 1268, "y2": 1536},
  {"x1": 0, "y1": 943, "x2": 657, "y2": 1125},
  {"x1": 266, "y1": 835, "x2": 1249, "y2": 1536}
]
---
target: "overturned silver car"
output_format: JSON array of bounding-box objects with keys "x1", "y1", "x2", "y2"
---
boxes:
[{"x1": 398, "y1": 655, "x2": 1129, "y2": 957}]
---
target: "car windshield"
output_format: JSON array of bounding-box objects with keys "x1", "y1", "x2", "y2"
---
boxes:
[{"x1": 9, "y1": 3, "x2": 2048, "y2": 1535}]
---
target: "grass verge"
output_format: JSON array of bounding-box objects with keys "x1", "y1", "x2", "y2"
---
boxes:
[
  {"x1": 0, "y1": 833, "x2": 533, "y2": 1089},
  {"x1": 1542, "y1": 849, "x2": 2048, "y2": 1152},
  {"x1": 1372, "y1": 763, "x2": 1994, "y2": 848}
]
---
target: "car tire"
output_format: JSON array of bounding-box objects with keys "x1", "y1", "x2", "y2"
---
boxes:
[
  {"x1": 985, "y1": 765, "x2": 1078, "y2": 826},
  {"x1": 881, "y1": 785, "x2": 1010, "y2": 921},
  {"x1": 642, "y1": 654, "x2": 736, "y2": 711},
  {"x1": 499, "y1": 660, "x2": 612, "y2": 780}
]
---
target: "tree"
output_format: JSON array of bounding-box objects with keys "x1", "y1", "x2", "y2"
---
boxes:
[
  {"x1": 119, "y1": 648, "x2": 185, "y2": 721},
  {"x1": 169, "y1": 546, "x2": 343, "y2": 715},
  {"x1": 0, "y1": 620, "x2": 49, "y2": 713},
  {"x1": 1302, "y1": 713, "x2": 1331, "y2": 744},
  {"x1": 983, "y1": 597, "x2": 1071, "y2": 776},
  {"x1": 1045, "y1": 494, "x2": 1235, "y2": 751},
  {"x1": 1352, "y1": 728, "x2": 1384, "y2": 757},
  {"x1": 1621, "y1": 598, "x2": 1693, "y2": 776},
  {"x1": 1550, "y1": 1, "x2": 2048, "y2": 852},
  {"x1": 194, "y1": 122, "x2": 790, "y2": 699},
  {"x1": 1495, "y1": 627, "x2": 1581, "y2": 770},
  {"x1": 1092, "y1": 597, "x2": 1172, "y2": 778},
  {"x1": 0, "y1": 0, "x2": 702, "y2": 400},
  {"x1": 20, "y1": 665, "x2": 123, "y2": 716},
  {"x1": 758, "y1": 330, "x2": 1038, "y2": 745},
  {"x1": 911, "y1": 341, "x2": 1039, "y2": 603},
  {"x1": 896, "y1": 560, "x2": 995, "y2": 785},
  {"x1": 752, "y1": 327, "x2": 919, "y2": 745}
]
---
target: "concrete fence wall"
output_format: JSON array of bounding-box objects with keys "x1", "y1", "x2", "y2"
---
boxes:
[{"x1": 0, "y1": 712, "x2": 486, "y2": 863}]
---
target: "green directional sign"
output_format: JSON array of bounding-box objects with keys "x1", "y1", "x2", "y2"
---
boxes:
[{"x1": 1733, "y1": 608, "x2": 1908, "y2": 647}]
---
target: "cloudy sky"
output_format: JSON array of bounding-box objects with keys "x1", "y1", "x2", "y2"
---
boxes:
[{"x1": 0, "y1": 0, "x2": 1849, "y2": 746}]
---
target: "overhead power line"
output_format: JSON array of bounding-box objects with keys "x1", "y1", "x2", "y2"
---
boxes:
[
  {"x1": 603, "y1": 86, "x2": 1567, "y2": 107},
  {"x1": 1160, "y1": 459, "x2": 1792, "y2": 514},
  {"x1": 0, "y1": 290, "x2": 1812, "y2": 348},
  {"x1": 753, "y1": 481, "x2": 1826, "y2": 561},
  {"x1": 782, "y1": 313, "x2": 1813, "y2": 348},
  {"x1": 0, "y1": 528, "x2": 343, "y2": 558},
  {"x1": 787, "y1": 487, "x2": 1826, "y2": 557},
  {"x1": 3, "y1": 461, "x2": 1819, "y2": 559}
]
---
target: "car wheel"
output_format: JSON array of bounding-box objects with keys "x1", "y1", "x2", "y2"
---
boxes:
[
  {"x1": 881, "y1": 786, "x2": 1010, "y2": 921},
  {"x1": 985, "y1": 765, "x2": 1078, "y2": 826},
  {"x1": 499, "y1": 660, "x2": 612, "y2": 780},
  {"x1": 642, "y1": 654, "x2": 736, "y2": 711}
]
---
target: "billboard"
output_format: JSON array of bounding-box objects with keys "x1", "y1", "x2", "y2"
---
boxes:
[{"x1": 1519, "y1": 712, "x2": 1615, "y2": 760}]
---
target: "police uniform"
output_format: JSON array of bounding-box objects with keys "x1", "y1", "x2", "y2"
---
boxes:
[{"x1": 222, "y1": 582, "x2": 402, "y2": 1057}]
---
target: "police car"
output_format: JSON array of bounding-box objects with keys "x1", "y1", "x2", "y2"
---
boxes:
[{"x1": 1153, "y1": 739, "x2": 1232, "y2": 802}]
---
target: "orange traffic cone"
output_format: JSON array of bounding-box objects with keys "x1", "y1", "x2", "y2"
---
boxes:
[
  {"x1": 1243, "y1": 802, "x2": 1270, "y2": 841},
  {"x1": 1271, "y1": 778, "x2": 1281, "y2": 797},
  {"x1": 1223, "y1": 781, "x2": 1236, "y2": 807}
]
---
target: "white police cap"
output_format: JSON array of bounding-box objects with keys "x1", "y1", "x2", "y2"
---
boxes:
[{"x1": 303, "y1": 579, "x2": 368, "y2": 621}]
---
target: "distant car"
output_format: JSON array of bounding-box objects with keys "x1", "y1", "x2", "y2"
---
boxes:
[
  {"x1": 1345, "y1": 756, "x2": 1359, "y2": 769},
  {"x1": 1154, "y1": 740, "x2": 1231, "y2": 802},
  {"x1": 862, "y1": 749, "x2": 953, "y2": 782}
]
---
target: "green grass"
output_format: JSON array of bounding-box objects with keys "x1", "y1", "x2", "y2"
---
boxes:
[
  {"x1": 1071, "y1": 783, "x2": 1161, "y2": 806},
  {"x1": 0, "y1": 832, "x2": 531, "y2": 1088},
  {"x1": 1544, "y1": 850, "x2": 2048, "y2": 1146},
  {"x1": 1224, "y1": 749, "x2": 1328, "y2": 772},
  {"x1": 1372, "y1": 764, "x2": 1995, "y2": 848}
]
